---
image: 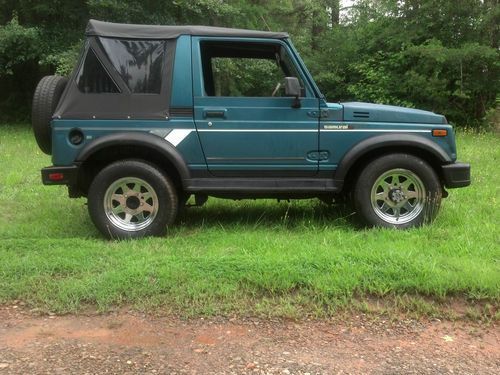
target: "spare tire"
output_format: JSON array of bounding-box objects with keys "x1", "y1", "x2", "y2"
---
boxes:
[{"x1": 32, "y1": 75, "x2": 68, "y2": 155}]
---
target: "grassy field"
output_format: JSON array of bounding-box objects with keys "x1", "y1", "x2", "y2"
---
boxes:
[{"x1": 0, "y1": 125, "x2": 498, "y2": 318}]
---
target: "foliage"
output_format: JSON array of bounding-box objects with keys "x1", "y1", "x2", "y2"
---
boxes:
[
  {"x1": 0, "y1": 15, "x2": 40, "y2": 76},
  {"x1": 0, "y1": 0, "x2": 498, "y2": 126},
  {"x1": 307, "y1": 0, "x2": 499, "y2": 126},
  {"x1": 41, "y1": 43, "x2": 82, "y2": 76},
  {"x1": 212, "y1": 58, "x2": 284, "y2": 97},
  {"x1": 0, "y1": 15, "x2": 43, "y2": 121},
  {"x1": 401, "y1": 40, "x2": 499, "y2": 124}
]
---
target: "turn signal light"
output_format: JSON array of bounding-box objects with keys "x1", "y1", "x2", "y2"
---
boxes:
[
  {"x1": 48, "y1": 173, "x2": 64, "y2": 181},
  {"x1": 432, "y1": 129, "x2": 448, "y2": 137}
]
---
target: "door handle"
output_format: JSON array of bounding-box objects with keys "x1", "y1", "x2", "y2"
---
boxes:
[{"x1": 203, "y1": 109, "x2": 227, "y2": 118}]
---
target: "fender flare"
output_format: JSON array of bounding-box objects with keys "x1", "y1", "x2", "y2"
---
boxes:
[
  {"x1": 333, "y1": 133, "x2": 451, "y2": 182},
  {"x1": 76, "y1": 132, "x2": 191, "y2": 182}
]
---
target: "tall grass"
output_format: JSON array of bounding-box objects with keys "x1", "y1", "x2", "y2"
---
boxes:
[{"x1": 0, "y1": 125, "x2": 498, "y2": 316}]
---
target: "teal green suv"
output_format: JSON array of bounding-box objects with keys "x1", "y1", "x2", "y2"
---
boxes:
[{"x1": 32, "y1": 20, "x2": 470, "y2": 239}]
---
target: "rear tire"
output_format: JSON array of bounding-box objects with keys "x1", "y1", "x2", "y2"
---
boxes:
[
  {"x1": 32, "y1": 75, "x2": 68, "y2": 155},
  {"x1": 353, "y1": 154, "x2": 441, "y2": 228},
  {"x1": 88, "y1": 160, "x2": 178, "y2": 239}
]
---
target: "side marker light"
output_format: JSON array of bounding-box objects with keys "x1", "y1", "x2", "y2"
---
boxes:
[{"x1": 432, "y1": 129, "x2": 448, "y2": 137}]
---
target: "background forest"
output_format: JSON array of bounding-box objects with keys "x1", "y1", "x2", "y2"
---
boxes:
[{"x1": 0, "y1": 0, "x2": 498, "y2": 127}]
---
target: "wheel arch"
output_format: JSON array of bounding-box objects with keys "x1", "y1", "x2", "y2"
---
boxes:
[
  {"x1": 75, "y1": 132, "x2": 190, "y2": 196},
  {"x1": 334, "y1": 134, "x2": 451, "y2": 193}
]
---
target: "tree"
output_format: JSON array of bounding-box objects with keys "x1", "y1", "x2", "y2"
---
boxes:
[
  {"x1": 312, "y1": 0, "x2": 499, "y2": 125},
  {"x1": 0, "y1": 0, "x2": 497, "y2": 126}
]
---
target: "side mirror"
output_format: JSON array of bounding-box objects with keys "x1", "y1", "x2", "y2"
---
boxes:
[{"x1": 284, "y1": 77, "x2": 302, "y2": 108}]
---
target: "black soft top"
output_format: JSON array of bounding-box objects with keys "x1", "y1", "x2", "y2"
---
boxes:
[{"x1": 86, "y1": 19, "x2": 289, "y2": 40}]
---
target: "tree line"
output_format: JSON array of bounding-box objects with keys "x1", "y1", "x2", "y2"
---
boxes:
[{"x1": 0, "y1": 0, "x2": 498, "y2": 127}]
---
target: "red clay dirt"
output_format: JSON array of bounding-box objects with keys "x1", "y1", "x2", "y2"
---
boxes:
[{"x1": 0, "y1": 306, "x2": 498, "y2": 374}]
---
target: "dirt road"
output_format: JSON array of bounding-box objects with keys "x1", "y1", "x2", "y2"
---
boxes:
[{"x1": 0, "y1": 306, "x2": 498, "y2": 374}]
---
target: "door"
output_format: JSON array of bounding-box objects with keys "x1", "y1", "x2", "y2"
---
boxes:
[{"x1": 192, "y1": 38, "x2": 320, "y2": 177}]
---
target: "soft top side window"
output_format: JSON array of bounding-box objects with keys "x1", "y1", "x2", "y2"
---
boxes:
[
  {"x1": 200, "y1": 41, "x2": 305, "y2": 97},
  {"x1": 98, "y1": 38, "x2": 166, "y2": 94},
  {"x1": 76, "y1": 47, "x2": 120, "y2": 94}
]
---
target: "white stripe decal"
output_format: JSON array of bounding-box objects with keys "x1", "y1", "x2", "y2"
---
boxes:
[
  {"x1": 197, "y1": 129, "x2": 315, "y2": 132},
  {"x1": 197, "y1": 129, "x2": 431, "y2": 133},
  {"x1": 164, "y1": 129, "x2": 193, "y2": 146},
  {"x1": 320, "y1": 129, "x2": 431, "y2": 133}
]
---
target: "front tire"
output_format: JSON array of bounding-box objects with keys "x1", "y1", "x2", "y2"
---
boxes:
[
  {"x1": 88, "y1": 160, "x2": 178, "y2": 239},
  {"x1": 353, "y1": 154, "x2": 442, "y2": 229}
]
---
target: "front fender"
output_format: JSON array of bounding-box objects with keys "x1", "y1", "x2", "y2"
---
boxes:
[{"x1": 333, "y1": 133, "x2": 452, "y2": 182}]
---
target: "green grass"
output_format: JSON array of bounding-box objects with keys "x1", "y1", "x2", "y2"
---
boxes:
[{"x1": 0, "y1": 124, "x2": 499, "y2": 317}]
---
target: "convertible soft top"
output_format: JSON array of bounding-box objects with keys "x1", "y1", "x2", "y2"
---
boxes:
[
  {"x1": 86, "y1": 19, "x2": 289, "y2": 40},
  {"x1": 53, "y1": 20, "x2": 289, "y2": 121}
]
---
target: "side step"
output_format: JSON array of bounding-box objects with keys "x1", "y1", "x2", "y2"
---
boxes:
[{"x1": 185, "y1": 178, "x2": 341, "y2": 194}]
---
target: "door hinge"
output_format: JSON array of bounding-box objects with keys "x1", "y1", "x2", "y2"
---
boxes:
[{"x1": 307, "y1": 109, "x2": 329, "y2": 118}]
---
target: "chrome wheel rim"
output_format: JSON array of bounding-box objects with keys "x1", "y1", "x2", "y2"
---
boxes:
[
  {"x1": 104, "y1": 177, "x2": 159, "y2": 231},
  {"x1": 370, "y1": 168, "x2": 426, "y2": 225}
]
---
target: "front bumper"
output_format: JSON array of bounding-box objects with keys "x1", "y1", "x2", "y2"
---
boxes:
[
  {"x1": 442, "y1": 162, "x2": 470, "y2": 188},
  {"x1": 41, "y1": 165, "x2": 79, "y2": 185}
]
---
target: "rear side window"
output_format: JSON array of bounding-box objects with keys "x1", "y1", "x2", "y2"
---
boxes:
[
  {"x1": 99, "y1": 38, "x2": 166, "y2": 94},
  {"x1": 76, "y1": 48, "x2": 120, "y2": 93}
]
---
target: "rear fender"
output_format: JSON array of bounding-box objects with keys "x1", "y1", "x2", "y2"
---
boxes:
[{"x1": 76, "y1": 132, "x2": 190, "y2": 183}]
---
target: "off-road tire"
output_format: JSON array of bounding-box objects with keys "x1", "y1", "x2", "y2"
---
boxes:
[
  {"x1": 88, "y1": 160, "x2": 178, "y2": 239},
  {"x1": 32, "y1": 75, "x2": 68, "y2": 154},
  {"x1": 353, "y1": 153, "x2": 442, "y2": 229}
]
